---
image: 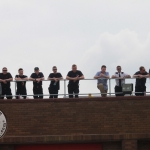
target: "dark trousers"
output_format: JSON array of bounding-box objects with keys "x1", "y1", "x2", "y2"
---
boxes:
[
  {"x1": 135, "y1": 86, "x2": 145, "y2": 96},
  {"x1": 0, "y1": 87, "x2": 12, "y2": 99},
  {"x1": 115, "y1": 86, "x2": 124, "y2": 96},
  {"x1": 68, "y1": 85, "x2": 79, "y2": 98},
  {"x1": 48, "y1": 88, "x2": 58, "y2": 98},
  {"x1": 16, "y1": 88, "x2": 27, "y2": 99},
  {"x1": 33, "y1": 86, "x2": 43, "y2": 99}
]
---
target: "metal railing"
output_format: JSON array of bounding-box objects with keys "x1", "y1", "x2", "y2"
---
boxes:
[{"x1": 0, "y1": 77, "x2": 150, "y2": 98}]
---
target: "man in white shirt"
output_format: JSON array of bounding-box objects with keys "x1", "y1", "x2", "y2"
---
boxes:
[{"x1": 112, "y1": 66, "x2": 131, "y2": 96}]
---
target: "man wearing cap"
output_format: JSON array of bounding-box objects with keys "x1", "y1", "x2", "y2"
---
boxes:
[
  {"x1": 15, "y1": 68, "x2": 28, "y2": 99},
  {"x1": 29, "y1": 67, "x2": 45, "y2": 99},
  {"x1": 66, "y1": 64, "x2": 84, "y2": 98},
  {"x1": 0, "y1": 67, "x2": 13, "y2": 99},
  {"x1": 48, "y1": 66, "x2": 63, "y2": 98}
]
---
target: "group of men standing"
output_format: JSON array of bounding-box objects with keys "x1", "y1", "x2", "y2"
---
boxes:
[
  {"x1": 0, "y1": 65, "x2": 149, "y2": 99},
  {"x1": 0, "y1": 64, "x2": 84, "y2": 99},
  {"x1": 94, "y1": 65, "x2": 149, "y2": 97}
]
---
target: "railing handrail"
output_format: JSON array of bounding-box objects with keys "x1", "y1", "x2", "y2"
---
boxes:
[{"x1": 3, "y1": 77, "x2": 150, "y2": 82}]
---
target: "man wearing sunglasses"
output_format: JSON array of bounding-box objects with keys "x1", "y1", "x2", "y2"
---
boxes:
[
  {"x1": 133, "y1": 66, "x2": 149, "y2": 96},
  {"x1": 0, "y1": 67, "x2": 13, "y2": 99},
  {"x1": 48, "y1": 66, "x2": 63, "y2": 98}
]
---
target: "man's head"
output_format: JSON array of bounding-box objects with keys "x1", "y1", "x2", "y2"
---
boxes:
[
  {"x1": 18, "y1": 68, "x2": 23, "y2": 75},
  {"x1": 34, "y1": 67, "x2": 39, "y2": 74},
  {"x1": 116, "y1": 66, "x2": 121, "y2": 72},
  {"x1": 2, "y1": 67, "x2": 8, "y2": 75},
  {"x1": 72, "y1": 64, "x2": 77, "y2": 72},
  {"x1": 52, "y1": 66, "x2": 57, "y2": 73},
  {"x1": 139, "y1": 66, "x2": 145, "y2": 74},
  {"x1": 101, "y1": 65, "x2": 106, "y2": 72}
]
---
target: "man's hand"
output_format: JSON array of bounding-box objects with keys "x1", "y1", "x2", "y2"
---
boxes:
[
  {"x1": 138, "y1": 75, "x2": 144, "y2": 78},
  {"x1": 16, "y1": 77, "x2": 22, "y2": 80},
  {"x1": 73, "y1": 75, "x2": 79, "y2": 82},
  {"x1": 36, "y1": 78, "x2": 41, "y2": 83},
  {"x1": 2, "y1": 80, "x2": 7, "y2": 84},
  {"x1": 53, "y1": 78, "x2": 58, "y2": 82}
]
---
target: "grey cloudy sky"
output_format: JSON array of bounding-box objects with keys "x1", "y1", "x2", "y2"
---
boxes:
[{"x1": 0, "y1": 0, "x2": 150, "y2": 97}]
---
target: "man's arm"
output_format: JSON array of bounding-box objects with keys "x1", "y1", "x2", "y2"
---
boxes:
[
  {"x1": 66, "y1": 76, "x2": 75, "y2": 80},
  {"x1": 15, "y1": 76, "x2": 28, "y2": 81},
  {"x1": 21, "y1": 77, "x2": 29, "y2": 81}
]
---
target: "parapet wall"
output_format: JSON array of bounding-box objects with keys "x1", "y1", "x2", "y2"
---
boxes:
[{"x1": 0, "y1": 96, "x2": 150, "y2": 150}]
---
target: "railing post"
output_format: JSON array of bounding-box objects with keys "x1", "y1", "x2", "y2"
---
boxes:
[
  {"x1": 109, "y1": 78, "x2": 111, "y2": 96},
  {"x1": 64, "y1": 79, "x2": 66, "y2": 98},
  {"x1": 15, "y1": 81, "x2": 17, "y2": 98}
]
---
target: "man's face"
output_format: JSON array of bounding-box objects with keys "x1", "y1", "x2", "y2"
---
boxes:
[
  {"x1": 117, "y1": 67, "x2": 121, "y2": 72},
  {"x1": 140, "y1": 68, "x2": 145, "y2": 74},
  {"x1": 2, "y1": 68, "x2": 7, "y2": 75},
  {"x1": 101, "y1": 67, "x2": 106, "y2": 72},
  {"x1": 34, "y1": 70, "x2": 39, "y2": 74},
  {"x1": 53, "y1": 68, "x2": 57, "y2": 73},
  {"x1": 19, "y1": 70, "x2": 23, "y2": 75},
  {"x1": 72, "y1": 66, "x2": 77, "y2": 72}
]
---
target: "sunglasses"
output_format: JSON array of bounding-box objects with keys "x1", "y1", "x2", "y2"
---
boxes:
[
  {"x1": 3, "y1": 70, "x2": 7, "y2": 71},
  {"x1": 53, "y1": 69, "x2": 57, "y2": 70}
]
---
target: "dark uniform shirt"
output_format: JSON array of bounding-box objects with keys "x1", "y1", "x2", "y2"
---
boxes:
[
  {"x1": 30, "y1": 72, "x2": 44, "y2": 86},
  {"x1": 49, "y1": 73, "x2": 62, "y2": 90},
  {"x1": 134, "y1": 71, "x2": 148, "y2": 87},
  {"x1": 15, "y1": 75, "x2": 27, "y2": 89},
  {"x1": 0, "y1": 73, "x2": 12, "y2": 88},
  {"x1": 67, "y1": 70, "x2": 83, "y2": 87}
]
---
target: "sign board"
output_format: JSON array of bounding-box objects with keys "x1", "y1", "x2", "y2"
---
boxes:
[{"x1": 0, "y1": 111, "x2": 7, "y2": 139}]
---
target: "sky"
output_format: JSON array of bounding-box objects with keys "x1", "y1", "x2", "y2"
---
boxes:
[{"x1": 0, "y1": 0, "x2": 150, "y2": 98}]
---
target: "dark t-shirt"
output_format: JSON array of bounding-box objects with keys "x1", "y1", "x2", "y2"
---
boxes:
[
  {"x1": 15, "y1": 75, "x2": 27, "y2": 89},
  {"x1": 30, "y1": 72, "x2": 44, "y2": 86},
  {"x1": 134, "y1": 71, "x2": 148, "y2": 87},
  {"x1": 0, "y1": 73, "x2": 12, "y2": 88},
  {"x1": 49, "y1": 73, "x2": 62, "y2": 90},
  {"x1": 67, "y1": 70, "x2": 83, "y2": 87}
]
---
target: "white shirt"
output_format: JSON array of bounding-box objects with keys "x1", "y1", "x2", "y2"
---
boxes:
[{"x1": 114, "y1": 72, "x2": 128, "y2": 86}]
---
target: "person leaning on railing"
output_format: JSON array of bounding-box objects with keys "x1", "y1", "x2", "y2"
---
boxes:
[
  {"x1": 47, "y1": 66, "x2": 63, "y2": 98},
  {"x1": 15, "y1": 68, "x2": 28, "y2": 99},
  {"x1": 94, "y1": 65, "x2": 110, "y2": 97},
  {"x1": 66, "y1": 64, "x2": 84, "y2": 98},
  {"x1": 133, "y1": 66, "x2": 149, "y2": 96},
  {"x1": 29, "y1": 67, "x2": 45, "y2": 99},
  {"x1": 0, "y1": 67, "x2": 13, "y2": 99},
  {"x1": 112, "y1": 66, "x2": 131, "y2": 96}
]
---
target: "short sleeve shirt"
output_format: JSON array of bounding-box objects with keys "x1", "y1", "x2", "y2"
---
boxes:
[
  {"x1": 95, "y1": 71, "x2": 109, "y2": 90},
  {"x1": 30, "y1": 72, "x2": 44, "y2": 86},
  {"x1": 49, "y1": 73, "x2": 62, "y2": 90},
  {"x1": 134, "y1": 71, "x2": 148, "y2": 87},
  {"x1": 67, "y1": 70, "x2": 83, "y2": 87},
  {"x1": 0, "y1": 73, "x2": 12, "y2": 88},
  {"x1": 15, "y1": 75, "x2": 27, "y2": 89},
  {"x1": 114, "y1": 72, "x2": 128, "y2": 86}
]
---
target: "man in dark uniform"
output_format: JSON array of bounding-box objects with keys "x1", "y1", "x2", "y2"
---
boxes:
[
  {"x1": 66, "y1": 64, "x2": 84, "y2": 98},
  {"x1": 0, "y1": 67, "x2": 13, "y2": 99},
  {"x1": 48, "y1": 66, "x2": 63, "y2": 98},
  {"x1": 133, "y1": 66, "x2": 149, "y2": 96},
  {"x1": 15, "y1": 68, "x2": 28, "y2": 99},
  {"x1": 29, "y1": 67, "x2": 45, "y2": 99}
]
